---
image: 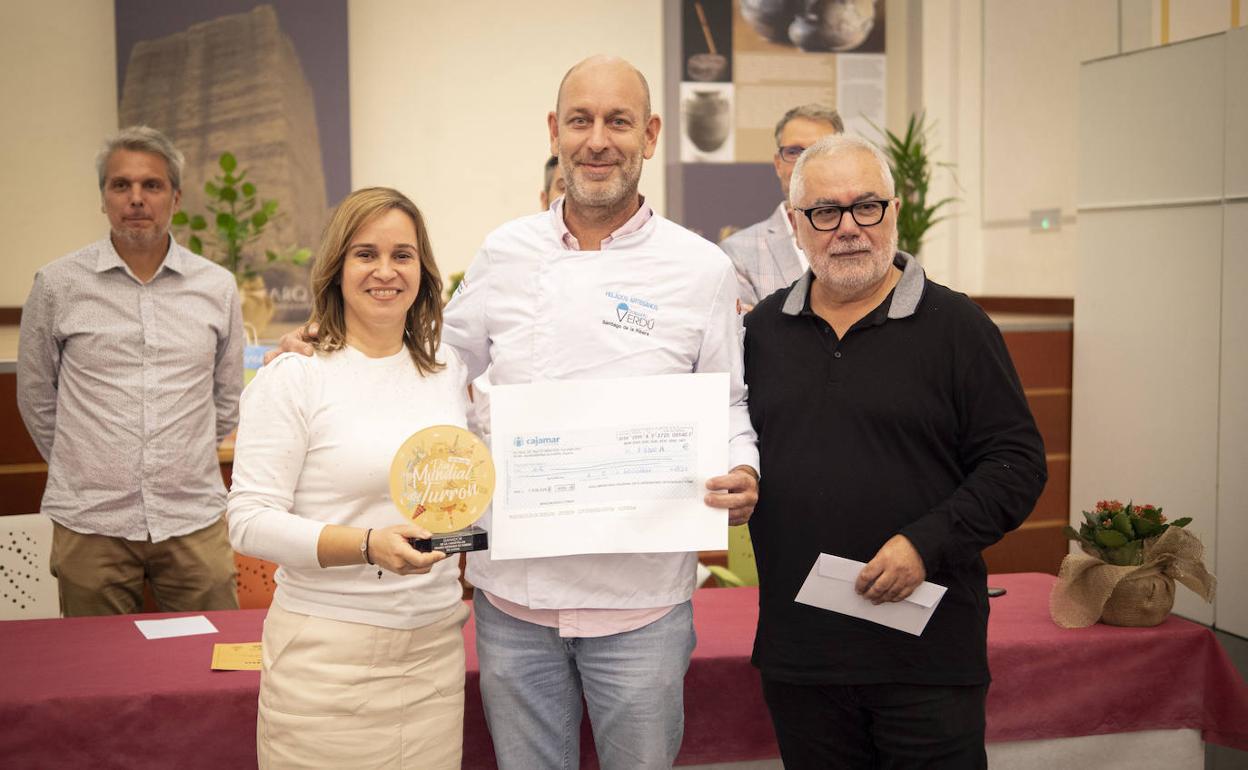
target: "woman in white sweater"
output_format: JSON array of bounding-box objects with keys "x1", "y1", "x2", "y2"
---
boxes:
[{"x1": 227, "y1": 187, "x2": 469, "y2": 769}]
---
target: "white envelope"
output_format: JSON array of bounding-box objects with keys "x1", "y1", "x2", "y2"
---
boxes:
[
  {"x1": 794, "y1": 553, "x2": 947, "y2": 636},
  {"x1": 133, "y1": 615, "x2": 218, "y2": 640}
]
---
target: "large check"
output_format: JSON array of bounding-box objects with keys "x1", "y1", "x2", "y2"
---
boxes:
[{"x1": 488, "y1": 373, "x2": 730, "y2": 559}]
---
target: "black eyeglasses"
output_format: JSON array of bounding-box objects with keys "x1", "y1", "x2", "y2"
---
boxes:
[
  {"x1": 794, "y1": 199, "x2": 891, "y2": 232},
  {"x1": 776, "y1": 145, "x2": 806, "y2": 163}
]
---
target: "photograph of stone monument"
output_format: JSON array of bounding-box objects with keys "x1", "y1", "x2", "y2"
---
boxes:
[{"x1": 116, "y1": 1, "x2": 349, "y2": 326}]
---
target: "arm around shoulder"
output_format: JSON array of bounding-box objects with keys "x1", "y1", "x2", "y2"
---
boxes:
[{"x1": 440, "y1": 246, "x2": 493, "y2": 381}]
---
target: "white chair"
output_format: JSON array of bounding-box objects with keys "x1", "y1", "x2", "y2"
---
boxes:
[{"x1": 0, "y1": 513, "x2": 60, "y2": 619}]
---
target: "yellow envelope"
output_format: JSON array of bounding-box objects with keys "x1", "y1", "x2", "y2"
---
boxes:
[{"x1": 211, "y1": 642, "x2": 262, "y2": 671}]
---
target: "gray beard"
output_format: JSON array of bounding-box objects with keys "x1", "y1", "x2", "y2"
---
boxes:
[
  {"x1": 113, "y1": 226, "x2": 169, "y2": 251},
  {"x1": 561, "y1": 156, "x2": 642, "y2": 216},
  {"x1": 810, "y1": 230, "x2": 898, "y2": 301}
]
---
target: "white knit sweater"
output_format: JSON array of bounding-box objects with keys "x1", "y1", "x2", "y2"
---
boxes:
[{"x1": 227, "y1": 345, "x2": 468, "y2": 629}]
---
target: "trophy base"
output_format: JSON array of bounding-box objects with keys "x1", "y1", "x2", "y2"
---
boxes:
[{"x1": 408, "y1": 526, "x2": 489, "y2": 554}]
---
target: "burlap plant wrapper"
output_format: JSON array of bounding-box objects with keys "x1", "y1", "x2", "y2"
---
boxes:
[{"x1": 1050, "y1": 526, "x2": 1216, "y2": 629}]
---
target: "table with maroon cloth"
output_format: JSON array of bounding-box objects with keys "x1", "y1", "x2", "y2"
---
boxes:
[{"x1": 2, "y1": 573, "x2": 1245, "y2": 768}]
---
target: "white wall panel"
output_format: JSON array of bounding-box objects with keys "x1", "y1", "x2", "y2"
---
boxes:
[
  {"x1": 1226, "y1": 26, "x2": 1248, "y2": 198},
  {"x1": 1079, "y1": 34, "x2": 1225, "y2": 207},
  {"x1": 1119, "y1": 0, "x2": 1159, "y2": 53},
  {"x1": 1216, "y1": 201, "x2": 1248, "y2": 637},
  {"x1": 980, "y1": 225, "x2": 1078, "y2": 297},
  {"x1": 1076, "y1": 0, "x2": 1123, "y2": 62},
  {"x1": 1169, "y1": 0, "x2": 1235, "y2": 44},
  {"x1": 1071, "y1": 205, "x2": 1221, "y2": 625},
  {"x1": 983, "y1": 1, "x2": 1081, "y2": 223}
]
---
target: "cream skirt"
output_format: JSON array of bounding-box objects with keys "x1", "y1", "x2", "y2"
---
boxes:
[{"x1": 257, "y1": 602, "x2": 470, "y2": 769}]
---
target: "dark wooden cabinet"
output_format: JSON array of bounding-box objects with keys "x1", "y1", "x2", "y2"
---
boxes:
[{"x1": 984, "y1": 324, "x2": 1073, "y2": 575}]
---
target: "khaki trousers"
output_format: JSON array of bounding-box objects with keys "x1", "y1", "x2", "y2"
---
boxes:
[
  {"x1": 50, "y1": 516, "x2": 238, "y2": 616},
  {"x1": 258, "y1": 601, "x2": 470, "y2": 770}
]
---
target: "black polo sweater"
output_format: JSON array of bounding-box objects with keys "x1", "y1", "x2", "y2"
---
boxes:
[{"x1": 743, "y1": 254, "x2": 1046, "y2": 686}]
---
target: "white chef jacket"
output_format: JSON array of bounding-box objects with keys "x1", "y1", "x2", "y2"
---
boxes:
[{"x1": 442, "y1": 201, "x2": 758, "y2": 609}]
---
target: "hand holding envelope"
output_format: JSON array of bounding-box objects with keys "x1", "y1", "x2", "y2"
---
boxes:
[
  {"x1": 856, "y1": 534, "x2": 927, "y2": 604},
  {"x1": 795, "y1": 553, "x2": 948, "y2": 636}
]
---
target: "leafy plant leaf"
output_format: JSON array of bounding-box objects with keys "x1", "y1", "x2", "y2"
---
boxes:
[
  {"x1": 175, "y1": 150, "x2": 308, "y2": 280},
  {"x1": 1133, "y1": 517, "x2": 1163, "y2": 538},
  {"x1": 1093, "y1": 528, "x2": 1129, "y2": 548},
  {"x1": 869, "y1": 112, "x2": 958, "y2": 257},
  {"x1": 1105, "y1": 540, "x2": 1143, "y2": 566},
  {"x1": 171, "y1": 211, "x2": 189, "y2": 226}
]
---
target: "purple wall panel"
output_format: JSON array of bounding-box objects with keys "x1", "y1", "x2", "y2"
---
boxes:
[{"x1": 681, "y1": 163, "x2": 782, "y2": 243}]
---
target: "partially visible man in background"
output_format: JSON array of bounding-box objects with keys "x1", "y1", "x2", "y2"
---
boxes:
[
  {"x1": 720, "y1": 104, "x2": 842, "y2": 308},
  {"x1": 539, "y1": 153, "x2": 565, "y2": 210},
  {"x1": 18, "y1": 125, "x2": 243, "y2": 617}
]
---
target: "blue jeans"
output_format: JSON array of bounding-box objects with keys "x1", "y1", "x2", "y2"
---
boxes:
[{"x1": 473, "y1": 590, "x2": 696, "y2": 770}]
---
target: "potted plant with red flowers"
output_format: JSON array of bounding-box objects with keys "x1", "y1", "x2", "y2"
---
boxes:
[{"x1": 1050, "y1": 500, "x2": 1214, "y2": 628}]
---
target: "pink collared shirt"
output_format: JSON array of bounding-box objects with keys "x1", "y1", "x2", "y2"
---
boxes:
[
  {"x1": 481, "y1": 590, "x2": 676, "y2": 639},
  {"x1": 550, "y1": 195, "x2": 654, "y2": 250},
  {"x1": 480, "y1": 193, "x2": 676, "y2": 638}
]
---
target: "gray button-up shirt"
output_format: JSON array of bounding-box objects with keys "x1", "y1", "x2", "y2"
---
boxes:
[{"x1": 17, "y1": 237, "x2": 243, "y2": 542}]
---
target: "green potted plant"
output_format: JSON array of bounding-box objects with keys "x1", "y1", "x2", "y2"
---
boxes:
[
  {"x1": 1050, "y1": 499, "x2": 1213, "y2": 629},
  {"x1": 172, "y1": 151, "x2": 310, "y2": 336},
  {"x1": 1063, "y1": 500, "x2": 1191, "y2": 567},
  {"x1": 873, "y1": 113, "x2": 957, "y2": 258}
]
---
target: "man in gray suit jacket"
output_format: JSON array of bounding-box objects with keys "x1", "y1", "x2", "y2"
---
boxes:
[{"x1": 720, "y1": 105, "x2": 843, "y2": 308}]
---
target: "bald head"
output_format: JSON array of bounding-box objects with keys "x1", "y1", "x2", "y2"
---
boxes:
[
  {"x1": 556, "y1": 55, "x2": 651, "y2": 119},
  {"x1": 548, "y1": 55, "x2": 661, "y2": 217}
]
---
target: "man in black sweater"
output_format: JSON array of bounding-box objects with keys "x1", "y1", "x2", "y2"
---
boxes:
[{"x1": 743, "y1": 134, "x2": 1046, "y2": 769}]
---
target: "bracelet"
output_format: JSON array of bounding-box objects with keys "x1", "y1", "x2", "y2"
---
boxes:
[{"x1": 361, "y1": 528, "x2": 375, "y2": 565}]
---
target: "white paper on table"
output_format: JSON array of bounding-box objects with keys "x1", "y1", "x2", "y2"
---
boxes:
[
  {"x1": 133, "y1": 615, "x2": 219, "y2": 640},
  {"x1": 794, "y1": 553, "x2": 947, "y2": 636},
  {"x1": 489, "y1": 373, "x2": 729, "y2": 560}
]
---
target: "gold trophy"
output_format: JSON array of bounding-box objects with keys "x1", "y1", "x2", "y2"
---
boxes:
[{"x1": 389, "y1": 425, "x2": 494, "y2": 553}]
